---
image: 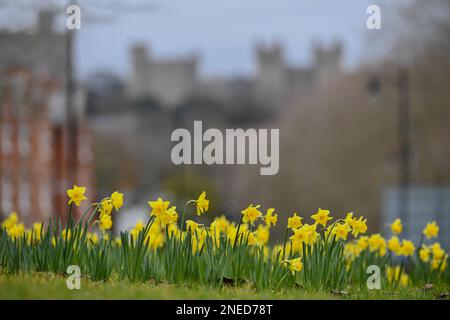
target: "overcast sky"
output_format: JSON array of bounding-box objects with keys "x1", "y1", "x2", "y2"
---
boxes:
[
  {"x1": 73, "y1": 0, "x2": 378, "y2": 79},
  {"x1": 0, "y1": 0, "x2": 376, "y2": 79}
]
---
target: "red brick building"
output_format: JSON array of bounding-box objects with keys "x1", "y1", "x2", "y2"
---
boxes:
[{"x1": 0, "y1": 67, "x2": 94, "y2": 224}]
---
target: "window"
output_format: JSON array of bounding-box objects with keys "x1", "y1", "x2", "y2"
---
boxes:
[
  {"x1": 1, "y1": 175, "x2": 13, "y2": 214},
  {"x1": 39, "y1": 181, "x2": 52, "y2": 218},
  {"x1": 39, "y1": 129, "x2": 52, "y2": 162},
  {"x1": 1, "y1": 123, "x2": 14, "y2": 156},
  {"x1": 18, "y1": 123, "x2": 31, "y2": 158},
  {"x1": 19, "y1": 177, "x2": 31, "y2": 217}
]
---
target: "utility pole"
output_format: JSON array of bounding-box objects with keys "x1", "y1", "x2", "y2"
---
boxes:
[
  {"x1": 65, "y1": 1, "x2": 78, "y2": 221},
  {"x1": 66, "y1": 7, "x2": 77, "y2": 177}
]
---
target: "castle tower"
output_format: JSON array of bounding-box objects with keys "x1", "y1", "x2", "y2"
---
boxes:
[
  {"x1": 254, "y1": 42, "x2": 288, "y2": 114},
  {"x1": 128, "y1": 44, "x2": 198, "y2": 107},
  {"x1": 37, "y1": 10, "x2": 55, "y2": 34},
  {"x1": 129, "y1": 45, "x2": 151, "y2": 98},
  {"x1": 313, "y1": 41, "x2": 342, "y2": 87}
]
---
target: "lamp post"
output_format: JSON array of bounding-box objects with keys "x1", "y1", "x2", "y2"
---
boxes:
[
  {"x1": 396, "y1": 68, "x2": 411, "y2": 238},
  {"x1": 368, "y1": 67, "x2": 411, "y2": 237},
  {"x1": 66, "y1": 0, "x2": 77, "y2": 191}
]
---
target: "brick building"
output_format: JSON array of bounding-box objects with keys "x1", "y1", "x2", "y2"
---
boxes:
[
  {"x1": 0, "y1": 67, "x2": 94, "y2": 224},
  {"x1": 0, "y1": 10, "x2": 94, "y2": 224}
]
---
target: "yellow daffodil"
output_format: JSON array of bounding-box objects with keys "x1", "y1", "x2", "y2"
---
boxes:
[
  {"x1": 345, "y1": 212, "x2": 357, "y2": 228},
  {"x1": 111, "y1": 191, "x2": 124, "y2": 211},
  {"x1": 241, "y1": 204, "x2": 262, "y2": 225},
  {"x1": 290, "y1": 227, "x2": 308, "y2": 244},
  {"x1": 148, "y1": 197, "x2": 170, "y2": 217},
  {"x1": 186, "y1": 220, "x2": 200, "y2": 233},
  {"x1": 387, "y1": 266, "x2": 405, "y2": 284},
  {"x1": 334, "y1": 222, "x2": 351, "y2": 240},
  {"x1": 390, "y1": 218, "x2": 403, "y2": 235},
  {"x1": 400, "y1": 239, "x2": 415, "y2": 256},
  {"x1": 284, "y1": 257, "x2": 303, "y2": 274},
  {"x1": 387, "y1": 266, "x2": 410, "y2": 286},
  {"x1": 423, "y1": 221, "x2": 439, "y2": 239},
  {"x1": 210, "y1": 216, "x2": 229, "y2": 234},
  {"x1": 431, "y1": 243, "x2": 445, "y2": 260},
  {"x1": 290, "y1": 223, "x2": 318, "y2": 246},
  {"x1": 264, "y1": 208, "x2": 278, "y2": 228},
  {"x1": 195, "y1": 191, "x2": 209, "y2": 216},
  {"x1": 191, "y1": 228, "x2": 208, "y2": 253},
  {"x1": 167, "y1": 223, "x2": 180, "y2": 238},
  {"x1": 146, "y1": 223, "x2": 165, "y2": 250},
  {"x1": 87, "y1": 232, "x2": 99, "y2": 245},
  {"x1": 400, "y1": 273, "x2": 409, "y2": 286},
  {"x1": 344, "y1": 242, "x2": 363, "y2": 263},
  {"x1": 368, "y1": 233, "x2": 387, "y2": 256},
  {"x1": 352, "y1": 216, "x2": 368, "y2": 237},
  {"x1": 156, "y1": 206, "x2": 178, "y2": 227},
  {"x1": 7, "y1": 223, "x2": 25, "y2": 239},
  {"x1": 311, "y1": 208, "x2": 332, "y2": 227},
  {"x1": 419, "y1": 245, "x2": 431, "y2": 263},
  {"x1": 226, "y1": 223, "x2": 238, "y2": 244},
  {"x1": 387, "y1": 236, "x2": 402, "y2": 255},
  {"x1": 287, "y1": 212, "x2": 302, "y2": 229},
  {"x1": 130, "y1": 219, "x2": 145, "y2": 239},
  {"x1": 247, "y1": 231, "x2": 257, "y2": 246},
  {"x1": 357, "y1": 236, "x2": 369, "y2": 250},
  {"x1": 4, "y1": 187, "x2": 449, "y2": 292},
  {"x1": 62, "y1": 229, "x2": 71, "y2": 241},
  {"x1": 209, "y1": 226, "x2": 221, "y2": 248},
  {"x1": 67, "y1": 185, "x2": 87, "y2": 207},
  {"x1": 1, "y1": 212, "x2": 18, "y2": 230},
  {"x1": 33, "y1": 222, "x2": 43, "y2": 241},
  {"x1": 431, "y1": 255, "x2": 447, "y2": 272},
  {"x1": 305, "y1": 223, "x2": 319, "y2": 245},
  {"x1": 99, "y1": 199, "x2": 113, "y2": 217},
  {"x1": 255, "y1": 224, "x2": 270, "y2": 246},
  {"x1": 99, "y1": 214, "x2": 113, "y2": 231}
]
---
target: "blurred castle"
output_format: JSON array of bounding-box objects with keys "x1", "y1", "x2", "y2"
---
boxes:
[
  {"x1": 0, "y1": 11, "x2": 94, "y2": 223},
  {"x1": 128, "y1": 41, "x2": 342, "y2": 113},
  {"x1": 89, "y1": 39, "x2": 344, "y2": 228},
  {"x1": 84, "y1": 0, "x2": 450, "y2": 241}
]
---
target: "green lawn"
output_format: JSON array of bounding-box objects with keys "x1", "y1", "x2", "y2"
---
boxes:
[{"x1": 0, "y1": 272, "x2": 448, "y2": 300}]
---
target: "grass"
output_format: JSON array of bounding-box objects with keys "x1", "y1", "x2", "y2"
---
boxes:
[
  {"x1": 1, "y1": 192, "x2": 449, "y2": 300},
  {"x1": 0, "y1": 272, "x2": 448, "y2": 300}
]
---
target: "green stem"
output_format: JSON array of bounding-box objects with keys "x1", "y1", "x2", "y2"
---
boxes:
[
  {"x1": 179, "y1": 200, "x2": 195, "y2": 232},
  {"x1": 67, "y1": 203, "x2": 73, "y2": 228},
  {"x1": 275, "y1": 270, "x2": 290, "y2": 290},
  {"x1": 324, "y1": 219, "x2": 343, "y2": 244},
  {"x1": 282, "y1": 227, "x2": 289, "y2": 260},
  {"x1": 86, "y1": 200, "x2": 106, "y2": 226},
  {"x1": 74, "y1": 197, "x2": 108, "y2": 230},
  {"x1": 416, "y1": 234, "x2": 424, "y2": 260},
  {"x1": 233, "y1": 215, "x2": 243, "y2": 249}
]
